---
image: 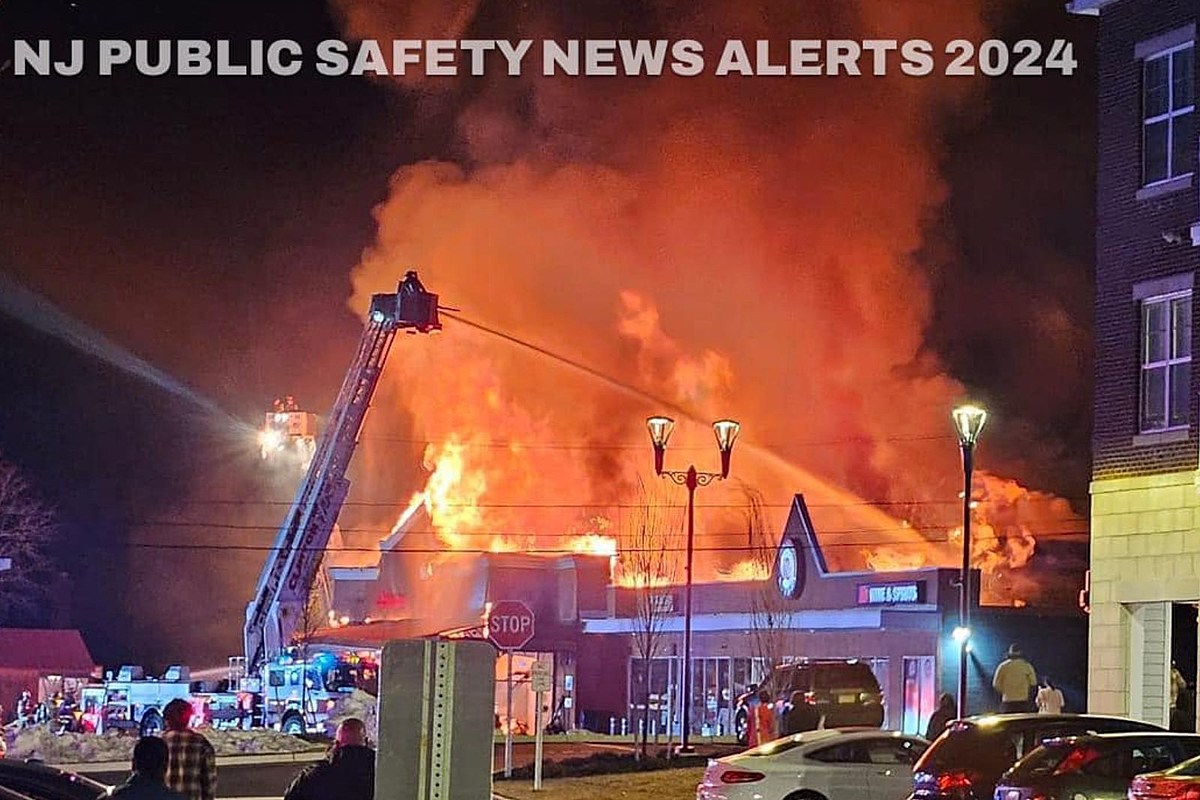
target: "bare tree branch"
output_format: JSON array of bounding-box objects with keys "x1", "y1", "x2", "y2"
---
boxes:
[
  {"x1": 743, "y1": 486, "x2": 794, "y2": 679},
  {"x1": 0, "y1": 456, "x2": 59, "y2": 625},
  {"x1": 615, "y1": 476, "x2": 683, "y2": 758}
]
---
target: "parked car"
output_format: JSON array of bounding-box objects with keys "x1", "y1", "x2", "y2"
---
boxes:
[
  {"x1": 1129, "y1": 749, "x2": 1200, "y2": 800},
  {"x1": 994, "y1": 732, "x2": 1200, "y2": 800},
  {"x1": 0, "y1": 788, "x2": 40, "y2": 800},
  {"x1": 734, "y1": 660, "x2": 885, "y2": 744},
  {"x1": 698, "y1": 728, "x2": 928, "y2": 800},
  {"x1": 910, "y1": 713, "x2": 1162, "y2": 800},
  {"x1": 0, "y1": 760, "x2": 111, "y2": 800}
]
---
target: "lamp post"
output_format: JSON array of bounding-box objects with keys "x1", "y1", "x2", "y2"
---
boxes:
[
  {"x1": 646, "y1": 415, "x2": 740, "y2": 755},
  {"x1": 951, "y1": 404, "x2": 987, "y2": 719}
]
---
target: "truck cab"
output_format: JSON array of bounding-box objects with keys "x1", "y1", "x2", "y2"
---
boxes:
[{"x1": 256, "y1": 649, "x2": 373, "y2": 734}]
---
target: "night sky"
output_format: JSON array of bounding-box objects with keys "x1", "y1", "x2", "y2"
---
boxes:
[{"x1": 0, "y1": 0, "x2": 1097, "y2": 667}]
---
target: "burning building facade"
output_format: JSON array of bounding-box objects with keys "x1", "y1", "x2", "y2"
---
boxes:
[
  {"x1": 316, "y1": 493, "x2": 1087, "y2": 736},
  {"x1": 1071, "y1": 0, "x2": 1200, "y2": 728}
]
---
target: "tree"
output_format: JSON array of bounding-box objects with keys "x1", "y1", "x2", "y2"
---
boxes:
[
  {"x1": 617, "y1": 477, "x2": 682, "y2": 759},
  {"x1": 743, "y1": 486, "x2": 794, "y2": 716},
  {"x1": 0, "y1": 456, "x2": 58, "y2": 626}
]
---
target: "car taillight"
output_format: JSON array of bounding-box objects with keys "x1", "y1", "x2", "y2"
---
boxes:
[
  {"x1": 936, "y1": 771, "x2": 972, "y2": 792},
  {"x1": 720, "y1": 770, "x2": 766, "y2": 784},
  {"x1": 1131, "y1": 778, "x2": 1200, "y2": 800},
  {"x1": 803, "y1": 691, "x2": 817, "y2": 704},
  {"x1": 1053, "y1": 745, "x2": 1100, "y2": 775}
]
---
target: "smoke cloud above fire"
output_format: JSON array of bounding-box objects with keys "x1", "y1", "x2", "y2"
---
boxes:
[{"x1": 328, "y1": 0, "x2": 1086, "y2": 607}]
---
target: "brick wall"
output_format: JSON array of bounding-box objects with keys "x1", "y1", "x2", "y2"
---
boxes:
[{"x1": 1093, "y1": 0, "x2": 1200, "y2": 479}]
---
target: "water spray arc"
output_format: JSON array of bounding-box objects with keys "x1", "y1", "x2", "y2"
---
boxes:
[{"x1": 0, "y1": 271, "x2": 249, "y2": 433}]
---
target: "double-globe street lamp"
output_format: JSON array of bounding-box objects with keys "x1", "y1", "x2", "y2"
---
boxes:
[
  {"x1": 951, "y1": 404, "x2": 987, "y2": 719},
  {"x1": 646, "y1": 415, "x2": 740, "y2": 755}
]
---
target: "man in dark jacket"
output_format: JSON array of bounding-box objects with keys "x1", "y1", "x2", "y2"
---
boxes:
[
  {"x1": 284, "y1": 718, "x2": 375, "y2": 800},
  {"x1": 112, "y1": 736, "x2": 187, "y2": 799}
]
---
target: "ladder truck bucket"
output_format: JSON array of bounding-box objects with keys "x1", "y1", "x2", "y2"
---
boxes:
[{"x1": 369, "y1": 270, "x2": 441, "y2": 332}]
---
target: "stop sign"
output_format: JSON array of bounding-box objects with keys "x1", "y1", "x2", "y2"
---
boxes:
[{"x1": 488, "y1": 600, "x2": 535, "y2": 650}]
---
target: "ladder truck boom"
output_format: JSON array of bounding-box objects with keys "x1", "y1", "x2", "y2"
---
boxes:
[{"x1": 243, "y1": 271, "x2": 440, "y2": 673}]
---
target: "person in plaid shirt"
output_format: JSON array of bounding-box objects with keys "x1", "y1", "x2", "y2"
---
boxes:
[{"x1": 162, "y1": 699, "x2": 217, "y2": 800}]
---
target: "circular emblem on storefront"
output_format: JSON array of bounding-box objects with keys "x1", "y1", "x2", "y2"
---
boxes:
[{"x1": 776, "y1": 538, "x2": 803, "y2": 598}]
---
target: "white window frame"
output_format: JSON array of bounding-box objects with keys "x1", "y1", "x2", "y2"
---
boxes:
[
  {"x1": 1143, "y1": 42, "x2": 1195, "y2": 187},
  {"x1": 1140, "y1": 289, "x2": 1192, "y2": 433}
]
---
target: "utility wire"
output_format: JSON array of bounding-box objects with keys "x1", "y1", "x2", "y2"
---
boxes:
[
  {"x1": 158, "y1": 498, "x2": 1074, "y2": 510},
  {"x1": 120, "y1": 540, "x2": 1078, "y2": 554},
  {"x1": 123, "y1": 520, "x2": 1087, "y2": 537}
]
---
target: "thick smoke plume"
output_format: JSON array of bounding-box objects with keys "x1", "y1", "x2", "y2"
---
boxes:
[{"x1": 330, "y1": 0, "x2": 1085, "y2": 607}]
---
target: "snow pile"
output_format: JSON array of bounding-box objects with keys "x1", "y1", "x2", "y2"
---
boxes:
[
  {"x1": 6, "y1": 725, "x2": 326, "y2": 763},
  {"x1": 8, "y1": 727, "x2": 134, "y2": 763},
  {"x1": 325, "y1": 690, "x2": 378, "y2": 742},
  {"x1": 203, "y1": 729, "x2": 327, "y2": 756}
]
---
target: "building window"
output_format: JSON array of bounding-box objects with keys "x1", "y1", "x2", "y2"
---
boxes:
[
  {"x1": 1143, "y1": 43, "x2": 1195, "y2": 185},
  {"x1": 1141, "y1": 291, "x2": 1192, "y2": 432}
]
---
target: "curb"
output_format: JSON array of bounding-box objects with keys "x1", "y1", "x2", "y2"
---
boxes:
[{"x1": 53, "y1": 750, "x2": 327, "y2": 774}]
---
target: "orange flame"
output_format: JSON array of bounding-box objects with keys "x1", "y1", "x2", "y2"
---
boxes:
[{"x1": 716, "y1": 559, "x2": 772, "y2": 582}]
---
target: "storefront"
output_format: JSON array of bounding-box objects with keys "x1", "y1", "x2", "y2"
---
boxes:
[
  {"x1": 575, "y1": 495, "x2": 1088, "y2": 735},
  {"x1": 322, "y1": 494, "x2": 1087, "y2": 736}
]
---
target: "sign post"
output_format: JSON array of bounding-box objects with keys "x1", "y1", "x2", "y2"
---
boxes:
[
  {"x1": 505, "y1": 654, "x2": 514, "y2": 778},
  {"x1": 531, "y1": 660, "x2": 552, "y2": 791},
  {"x1": 488, "y1": 601, "x2": 536, "y2": 780}
]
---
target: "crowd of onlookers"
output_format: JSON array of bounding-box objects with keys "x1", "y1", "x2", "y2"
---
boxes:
[{"x1": 98, "y1": 700, "x2": 375, "y2": 800}]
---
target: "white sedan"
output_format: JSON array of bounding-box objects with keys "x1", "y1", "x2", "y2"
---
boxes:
[{"x1": 697, "y1": 728, "x2": 929, "y2": 800}]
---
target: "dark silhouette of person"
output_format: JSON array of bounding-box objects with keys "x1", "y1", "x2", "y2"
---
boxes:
[
  {"x1": 284, "y1": 718, "x2": 375, "y2": 800},
  {"x1": 781, "y1": 690, "x2": 821, "y2": 735},
  {"x1": 111, "y1": 736, "x2": 187, "y2": 799},
  {"x1": 925, "y1": 693, "x2": 956, "y2": 741}
]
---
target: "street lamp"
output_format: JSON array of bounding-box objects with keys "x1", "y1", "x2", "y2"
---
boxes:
[
  {"x1": 951, "y1": 403, "x2": 987, "y2": 719},
  {"x1": 647, "y1": 415, "x2": 740, "y2": 755}
]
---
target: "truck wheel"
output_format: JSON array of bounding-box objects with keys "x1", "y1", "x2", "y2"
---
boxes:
[
  {"x1": 140, "y1": 710, "x2": 164, "y2": 737},
  {"x1": 282, "y1": 713, "x2": 305, "y2": 735},
  {"x1": 734, "y1": 709, "x2": 748, "y2": 745}
]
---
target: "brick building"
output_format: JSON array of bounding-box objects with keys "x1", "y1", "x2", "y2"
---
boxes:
[{"x1": 1070, "y1": 0, "x2": 1200, "y2": 726}]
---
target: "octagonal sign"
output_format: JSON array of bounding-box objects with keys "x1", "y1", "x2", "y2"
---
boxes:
[{"x1": 488, "y1": 600, "x2": 535, "y2": 650}]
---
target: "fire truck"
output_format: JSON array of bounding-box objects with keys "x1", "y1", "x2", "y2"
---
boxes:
[
  {"x1": 76, "y1": 666, "x2": 192, "y2": 735},
  {"x1": 77, "y1": 273, "x2": 439, "y2": 737},
  {"x1": 234, "y1": 271, "x2": 440, "y2": 732}
]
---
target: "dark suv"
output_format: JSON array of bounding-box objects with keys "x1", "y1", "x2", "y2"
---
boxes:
[
  {"x1": 910, "y1": 714, "x2": 1163, "y2": 800},
  {"x1": 734, "y1": 659, "x2": 884, "y2": 744}
]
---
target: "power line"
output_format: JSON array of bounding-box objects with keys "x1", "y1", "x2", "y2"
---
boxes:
[
  {"x1": 124, "y1": 520, "x2": 1088, "y2": 538},
  {"x1": 160, "y1": 497, "x2": 1075, "y2": 510},
  {"x1": 120, "y1": 538, "x2": 1084, "y2": 554},
  {"x1": 354, "y1": 433, "x2": 958, "y2": 449}
]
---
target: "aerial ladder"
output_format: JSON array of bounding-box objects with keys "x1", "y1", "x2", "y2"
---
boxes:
[{"x1": 242, "y1": 271, "x2": 441, "y2": 674}]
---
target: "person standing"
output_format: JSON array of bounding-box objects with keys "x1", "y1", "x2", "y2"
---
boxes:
[
  {"x1": 925, "y1": 693, "x2": 956, "y2": 740},
  {"x1": 284, "y1": 718, "x2": 375, "y2": 800},
  {"x1": 1172, "y1": 663, "x2": 1188, "y2": 713},
  {"x1": 111, "y1": 737, "x2": 186, "y2": 799},
  {"x1": 781, "y1": 691, "x2": 821, "y2": 736},
  {"x1": 748, "y1": 689, "x2": 775, "y2": 747},
  {"x1": 992, "y1": 644, "x2": 1038, "y2": 713},
  {"x1": 1035, "y1": 677, "x2": 1065, "y2": 714},
  {"x1": 162, "y1": 698, "x2": 217, "y2": 800}
]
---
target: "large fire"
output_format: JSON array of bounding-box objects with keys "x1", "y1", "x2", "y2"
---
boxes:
[{"x1": 325, "y1": 1, "x2": 1088, "y2": 611}]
